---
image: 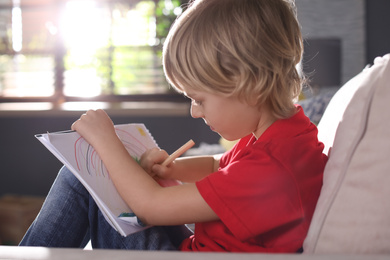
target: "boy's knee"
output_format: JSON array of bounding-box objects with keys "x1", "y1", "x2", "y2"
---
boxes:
[{"x1": 55, "y1": 166, "x2": 84, "y2": 194}]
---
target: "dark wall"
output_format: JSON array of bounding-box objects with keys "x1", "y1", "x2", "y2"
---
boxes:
[
  {"x1": 366, "y1": 0, "x2": 390, "y2": 63},
  {"x1": 0, "y1": 112, "x2": 219, "y2": 197}
]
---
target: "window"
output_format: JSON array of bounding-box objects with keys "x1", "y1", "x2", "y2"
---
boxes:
[{"x1": 0, "y1": 0, "x2": 188, "y2": 104}]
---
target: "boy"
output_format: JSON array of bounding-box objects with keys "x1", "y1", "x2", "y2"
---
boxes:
[{"x1": 20, "y1": 0, "x2": 327, "y2": 252}]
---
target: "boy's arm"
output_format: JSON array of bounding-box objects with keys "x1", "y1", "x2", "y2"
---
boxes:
[
  {"x1": 142, "y1": 151, "x2": 221, "y2": 183},
  {"x1": 173, "y1": 154, "x2": 221, "y2": 182},
  {"x1": 72, "y1": 109, "x2": 220, "y2": 226}
]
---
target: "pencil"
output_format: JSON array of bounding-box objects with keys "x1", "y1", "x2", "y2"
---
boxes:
[{"x1": 161, "y1": 139, "x2": 195, "y2": 166}]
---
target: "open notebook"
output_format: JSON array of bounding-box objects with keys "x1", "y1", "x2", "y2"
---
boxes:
[{"x1": 36, "y1": 124, "x2": 161, "y2": 236}]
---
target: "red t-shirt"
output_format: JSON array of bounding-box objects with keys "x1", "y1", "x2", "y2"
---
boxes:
[{"x1": 180, "y1": 107, "x2": 327, "y2": 252}]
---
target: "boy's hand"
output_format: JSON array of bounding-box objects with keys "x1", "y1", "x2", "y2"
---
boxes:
[
  {"x1": 140, "y1": 148, "x2": 173, "y2": 181},
  {"x1": 71, "y1": 109, "x2": 118, "y2": 152}
]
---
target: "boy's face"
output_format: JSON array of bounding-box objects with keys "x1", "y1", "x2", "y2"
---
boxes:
[{"x1": 182, "y1": 87, "x2": 266, "y2": 141}]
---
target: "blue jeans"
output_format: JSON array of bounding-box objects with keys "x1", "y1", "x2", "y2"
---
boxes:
[{"x1": 19, "y1": 166, "x2": 192, "y2": 250}]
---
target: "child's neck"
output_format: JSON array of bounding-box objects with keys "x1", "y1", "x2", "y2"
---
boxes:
[{"x1": 252, "y1": 110, "x2": 277, "y2": 140}]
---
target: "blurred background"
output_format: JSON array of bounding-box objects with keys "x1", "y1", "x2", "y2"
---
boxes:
[{"x1": 0, "y1": 0, "x2": 189, "y2": 102}]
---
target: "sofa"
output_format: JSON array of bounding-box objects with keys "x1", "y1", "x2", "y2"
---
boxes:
[{"x1": 1, "y1": 54, "x2": 389, "y2": 259}]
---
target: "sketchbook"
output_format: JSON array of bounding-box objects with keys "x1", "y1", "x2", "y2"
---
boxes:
[{"x1": 36, "y1": 124, "x2": 160, "y2": 237}]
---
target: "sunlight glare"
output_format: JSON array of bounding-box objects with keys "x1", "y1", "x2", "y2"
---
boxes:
[
  {"x1": 12, "y1": 0, "x2": 22, "y2": 52},
  {"x1": 61, "y1": 1, "x2": 110, "y2": 97},
  {"x1": 62, "y1": 1, "x2": 110, "y2": 56}
]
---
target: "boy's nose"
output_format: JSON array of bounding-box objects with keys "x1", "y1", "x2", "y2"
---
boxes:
[{"x1": 190, "y1": 104, "x2": 203, "y2": 119}]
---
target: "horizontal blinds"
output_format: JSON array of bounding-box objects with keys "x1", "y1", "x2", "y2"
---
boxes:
[{"x1": 0, "y1": 0, "x2": 181, "y2": 100}]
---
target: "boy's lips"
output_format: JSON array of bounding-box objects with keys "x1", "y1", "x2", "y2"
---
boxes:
[
  {"x1": 205, "y1": 122, "x2": 215, "y2": 131},
  {"x1": 204, "y1": 119, "x2": 215, "y2": 132}
]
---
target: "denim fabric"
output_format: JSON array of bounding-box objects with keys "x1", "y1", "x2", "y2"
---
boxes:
[{"x1": 19, "y1": 166, "x2": 192, "y2": 250}]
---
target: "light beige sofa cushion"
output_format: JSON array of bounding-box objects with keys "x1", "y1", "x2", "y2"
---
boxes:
[{"x1": 303, "y1": 54, "x2": 390, "y2": 253}]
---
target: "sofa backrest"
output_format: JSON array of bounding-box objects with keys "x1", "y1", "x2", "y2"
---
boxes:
[{"x1": 303, "y1": 54, "x2": 390, "y2": 253}]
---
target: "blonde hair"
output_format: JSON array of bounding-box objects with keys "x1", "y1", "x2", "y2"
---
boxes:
[{"x1": 163, "y1": 0, "x2": 303, "y2": 119}]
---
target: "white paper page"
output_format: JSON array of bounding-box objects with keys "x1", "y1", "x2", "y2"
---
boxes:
[{"x1": 36, "y1": 124, "x2": 158, "y2": 236}]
